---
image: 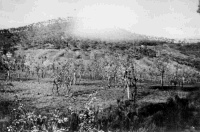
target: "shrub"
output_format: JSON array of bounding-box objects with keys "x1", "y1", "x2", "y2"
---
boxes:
[{"x1": 3, "y1": 93, "x2": 200, "y2": 132}]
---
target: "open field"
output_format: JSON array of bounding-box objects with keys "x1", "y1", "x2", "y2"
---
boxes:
[{"x1": 0, "y1": 73, "x2": 199, "y2": 131}]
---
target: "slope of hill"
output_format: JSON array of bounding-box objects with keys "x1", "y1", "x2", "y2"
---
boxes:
[
  {"x1": 1, "y1": 17, "x2": 200, "y2": 79},
  {"x1": 2, "y1": 17, "x2": 200, "y2": 132},
  {"x1": 0, "y1": 17, "x2": 170, "y2": 51},
  {"x1": 71, "y1": 24, "x2": 148, "y2": 42}
]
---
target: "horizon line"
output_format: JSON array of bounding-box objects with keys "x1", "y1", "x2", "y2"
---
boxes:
[{"x1": 0, "y1": 16, "x2": 200, "y2": 40}]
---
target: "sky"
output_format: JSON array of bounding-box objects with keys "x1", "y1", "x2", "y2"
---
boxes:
[{"x1": 0, "y1": 0, "x2": 200, "y2": 39}]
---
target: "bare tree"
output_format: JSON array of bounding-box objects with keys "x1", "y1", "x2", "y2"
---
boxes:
[
  {"x1": 52, "y1": 72, "x2": 62, "y2": 95},
  {"x1": 1, "y1": 54, "x2": 16, "y2": 82},
  {"x1": 155, "y1": 55, "x2": 169, "y2": 87},
  {"x1": 122, "y1": 55, "x2": 138, "y2": 103},
  {"x1": 35, "y1": 63, "x2": 40, "y2": 83}
]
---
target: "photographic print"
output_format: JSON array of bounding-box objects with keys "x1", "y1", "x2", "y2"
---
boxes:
[{"x1": 0, "y1": 0, "x2": 200, "y2": 131}]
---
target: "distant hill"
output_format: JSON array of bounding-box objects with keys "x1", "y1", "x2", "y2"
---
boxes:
[
  {"x1": 72, "y1": 26, "x2": 149, "y2": 42},
  {"x1": 0, "y1": 17, "x2": 199, "y2": 44},
  {"x1": 0, "y1": 17, "x2": 199, "y2": 53},
  {"x1": 0, "y1": 17, "x2": 169, "y2": 46},
  {"x1": 1, "y1": 17, "x2": 200, "y2": 84}
]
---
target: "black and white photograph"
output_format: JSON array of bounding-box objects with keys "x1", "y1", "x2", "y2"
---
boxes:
[{"x1": 0, "y1": 0, "x2": 200, "y2": 131}]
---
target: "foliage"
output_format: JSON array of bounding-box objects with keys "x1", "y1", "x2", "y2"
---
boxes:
[
  {"x1": 0, "y1": 30, "x2": 20, "y2": 53},
  {"x1": 3, "y1": 93, "x2": 200, "y2": 132}
]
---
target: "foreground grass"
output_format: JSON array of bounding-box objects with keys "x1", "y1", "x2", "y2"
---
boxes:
[{"x1": 0, "y1": 78, "x2": 200, "y2": 131}]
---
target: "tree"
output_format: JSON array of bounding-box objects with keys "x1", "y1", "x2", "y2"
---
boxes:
[
  {"x1": 79, "y1": 41, "x2": 90, "y2": 51},
  {"x1": 19, "y1": 29, "x2": 36, "y2": 49},
  {"x1": 121, "y1": 55, "x2": 138, "y2": 104},
  {"x1": 169, "y1": 63, "x2": 183, "y2": 89},
  {"x1": 155, "y1": 54, "x2": 169, "y2": 87},
  {"x1": 0, "y1": 30, "x2": 20, "y2": 53}
]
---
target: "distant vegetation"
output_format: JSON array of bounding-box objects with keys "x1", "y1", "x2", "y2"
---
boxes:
[
  {"x1": 0, "y1": 18, "x2": 168, "y2": 52},
  {"x1": 1, "y1": 18, "x2": 200, "y2": 132},
  {"x1": 0, "y1": 18, "x2": 200, "y2": 82},
  {"x1": 1, "y1": 18, "x2": 200, "y2": 85}
]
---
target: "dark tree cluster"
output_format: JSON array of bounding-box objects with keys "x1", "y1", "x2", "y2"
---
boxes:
[
  {"x1": 0, "y1": 30, "x2": 20, "y2": 53},
  {"x1": 92, "y1": 95, "x2": 199, "y2": 132}
]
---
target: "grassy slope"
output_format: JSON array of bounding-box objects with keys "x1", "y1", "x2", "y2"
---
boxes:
[
  {"x1": 2, "y1": 17, "x2": 200, "y2": 110},
  {"x1": 1, "y1": 19, "x2": 200, "y2": 131},
  {"x1": 8, "y1": 42, "x2": 198, "y2": 107},
  {"x1": 22, "y1": 43, "x2": 200, "y2": 82}
]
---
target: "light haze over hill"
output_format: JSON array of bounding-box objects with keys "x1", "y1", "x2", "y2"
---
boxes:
[
  {"x1": 0, "y1": 0, "x2": 200, "y2": 39},
  {"x1": 71, "y1": 24, "x2": 146, "y2": 41}
]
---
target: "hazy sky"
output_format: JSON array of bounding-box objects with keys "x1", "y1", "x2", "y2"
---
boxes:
[{"x1": 0, "y1": 0, "x2": 200, "y2": 39}]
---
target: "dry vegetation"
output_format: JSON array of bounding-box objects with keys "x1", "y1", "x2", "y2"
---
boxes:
[{"x1": 1, "y1": 19, "x2": 200, "y2": 132}]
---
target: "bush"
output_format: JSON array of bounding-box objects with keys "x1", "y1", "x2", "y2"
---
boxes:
[{"x1": 3, "y1": 94, "x2": 200, "y2": 132}]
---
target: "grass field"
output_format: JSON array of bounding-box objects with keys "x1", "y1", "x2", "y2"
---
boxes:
[
  {"x1": 1, "y1": 46, "x2": 200, "y2": 131},
  {"x1": 0, "y1": 73, "x2": 192, "y2": 115},
  {"x1": 1, "y1": 75, "x2": 198, "y2": 131}
]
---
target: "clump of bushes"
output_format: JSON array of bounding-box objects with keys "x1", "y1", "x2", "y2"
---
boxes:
[{"x1": 2, "y1": 93, "x2": 200, "y2": 132}]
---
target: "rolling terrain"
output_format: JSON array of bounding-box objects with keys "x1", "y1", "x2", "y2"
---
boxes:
[{"x1": 0, "y1": 17, "x2": 200, "y2": 131}]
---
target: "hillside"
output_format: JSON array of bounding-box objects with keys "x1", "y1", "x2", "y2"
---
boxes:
[
  {"x1": 0, "y1": 17, "x2": 199, "y2": 50},
  {"x1": 1, "y1": 17, "x2": 200, "y2": 79},
  {"x1": 1, "y1": 17, "x2": 200, "y2": 132},
  {"x1": 0, "y1": 17, "x2": 173, "y2": 51}
]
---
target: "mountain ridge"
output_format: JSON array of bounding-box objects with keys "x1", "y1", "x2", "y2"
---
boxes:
[{"x1": 0, "y1": 17, "x2": 199, "y2": 44}]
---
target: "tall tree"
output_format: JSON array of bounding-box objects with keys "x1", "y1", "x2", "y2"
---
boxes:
[{"x1": 155, "y1": 54, "x2": 169, "y2": 87}]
